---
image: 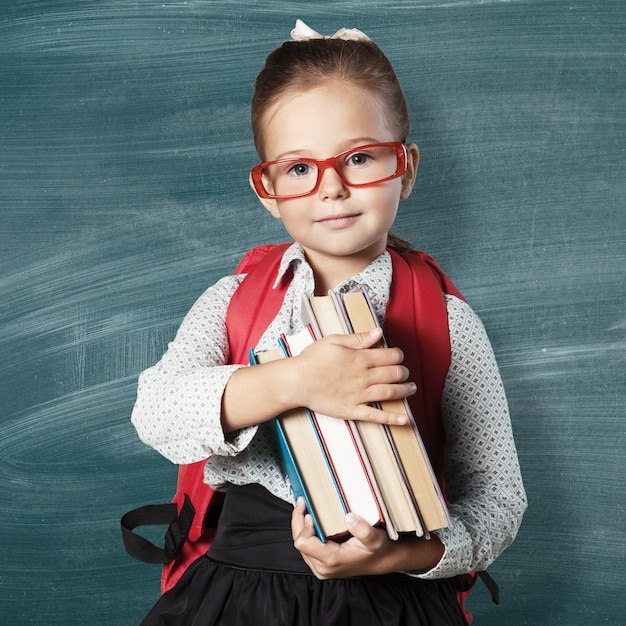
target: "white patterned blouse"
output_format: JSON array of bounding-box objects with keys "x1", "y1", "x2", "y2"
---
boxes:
[{"x1": 131, "y1": 243, "x2": 527, "y2": 580}]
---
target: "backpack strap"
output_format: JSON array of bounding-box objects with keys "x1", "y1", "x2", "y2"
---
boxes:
[
  {"x1": 181, "y1": 242, "x2": 293, "y2": 541},
  {"x1": 451, "y1": 570, "x2": 500, "y2": 613},
  {"x1": 120, "y1": 495, "x2": 194, "y2": 564},
  {"x1": 387, "y1": 252, "x2": 499, "y2": 618},
  {"x1": 226, "y1": 242, "x2": 293, "y2": 363},
  {"x1": 158, "y1": 243, "x2": 292, "y2": 591},
  {"x1": 386, "y1": 249, "x2": 464, "y2": 486}
]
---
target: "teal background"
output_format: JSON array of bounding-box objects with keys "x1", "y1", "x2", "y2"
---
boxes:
[{"x1": 1, "y1": 1, "x2": 624, "y2": 624}]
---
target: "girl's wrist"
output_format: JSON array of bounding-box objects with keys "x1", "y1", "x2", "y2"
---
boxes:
[
  {"x1": 382, "y1": 534, "x2": 445, "y2": 575},
  {"x1": 280, "y1": 352, "x2": 309, "y2": 409}
]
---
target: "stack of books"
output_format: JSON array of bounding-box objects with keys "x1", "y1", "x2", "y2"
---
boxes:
[{"x1": 250, "y1": 288, "x2": 450, "y2": 542}]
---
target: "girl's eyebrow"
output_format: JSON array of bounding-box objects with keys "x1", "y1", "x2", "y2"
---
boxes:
[{"x1": 272, "y1": 137, "x2": 384, "y2": 161}]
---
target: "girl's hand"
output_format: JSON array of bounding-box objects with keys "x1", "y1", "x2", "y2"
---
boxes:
[
  {"x1": 222, "y1": 328, "x2": 415, "y2": 433},
  {"x1": 290, "y1": 498, "x2": 445, "y2": 579},
  {"x1": 292, "y1": 328, "x2": 416, "y2": 426}
]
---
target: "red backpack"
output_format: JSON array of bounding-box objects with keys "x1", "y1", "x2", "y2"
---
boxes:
[{"x1": 121, "y1": 243, "x2": 497, "y2": 622}]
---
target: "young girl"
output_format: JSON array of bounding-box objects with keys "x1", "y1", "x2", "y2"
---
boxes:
[{"x1": 132, "y1": 20, "x2": 527, "y2": 625}]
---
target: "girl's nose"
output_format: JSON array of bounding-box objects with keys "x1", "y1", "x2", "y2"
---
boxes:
[{"x1": 317, "y1": 165, "x2": 349, "y2": 200}]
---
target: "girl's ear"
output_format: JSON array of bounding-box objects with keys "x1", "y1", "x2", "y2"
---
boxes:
[
  {"x1": 249, "y1": 172, "x2": 281, "y2": 218},
  {"x1": 400, "y1": 143, "x2": 420, "y2": 200}
]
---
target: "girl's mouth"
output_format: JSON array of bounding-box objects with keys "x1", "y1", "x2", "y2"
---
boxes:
[{"x1": 316, "y1": 213, "x2": 360, "y2": 229}]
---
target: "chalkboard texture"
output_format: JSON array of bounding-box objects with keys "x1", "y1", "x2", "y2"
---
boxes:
[{"x1": 1, "y1": 1, "x2": 624, "y2": 624}]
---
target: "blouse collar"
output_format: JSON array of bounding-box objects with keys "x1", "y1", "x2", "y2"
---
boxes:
[{"x1": 273, "y1": 242, "x2": 392, "y2": 320}]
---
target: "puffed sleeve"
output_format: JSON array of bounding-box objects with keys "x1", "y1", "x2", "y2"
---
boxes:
[
  {"x1": 131, "y1": 274, "x2": 257, "y2": 464},
  {"x1": 418, "y1": 295, "x2": 527, "y2": 579}
]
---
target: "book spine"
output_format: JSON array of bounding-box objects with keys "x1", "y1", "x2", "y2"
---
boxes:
[
  {"x1": 338, "y1": 288, "x2": 450, "y2": 533},
  {"x1": 250, "y1": 343, "x2": 332, "y2": 542},
  {"x1": 307, "y1": 412, "x2": 350, "y2": 515},
  {"x1": 270, "y1": 418, "x2": 327, "y2": 542}
]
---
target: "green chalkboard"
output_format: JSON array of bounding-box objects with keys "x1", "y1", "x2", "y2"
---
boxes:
[{"x1": 1, "y1": 1, "x2": 624, "y2": 624}]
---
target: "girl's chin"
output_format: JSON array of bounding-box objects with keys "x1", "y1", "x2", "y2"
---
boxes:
[{"x1": 301, "y1": 240, "x2": 387, "y2": 263}]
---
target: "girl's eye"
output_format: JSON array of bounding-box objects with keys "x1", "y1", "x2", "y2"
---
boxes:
[
  {"x1": 287, "y1": 162, "x2": 314, "y2": 177},
  {"x1": 346, "y1": 152, "x2": 372, "y2": 167}
]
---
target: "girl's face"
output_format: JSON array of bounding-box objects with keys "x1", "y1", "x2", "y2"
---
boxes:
[{"x1": 253, "y1": 79, "x2": 419, "y2": 287}]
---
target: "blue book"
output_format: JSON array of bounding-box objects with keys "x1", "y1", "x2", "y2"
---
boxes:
[{"x1": 249, "y1": 336, "x2": 348, "y2": 542}]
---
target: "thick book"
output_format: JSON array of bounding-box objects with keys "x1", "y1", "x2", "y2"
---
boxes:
[
  {"x1": 251, "y1": 340, "x2": 348, "y2": 542},
  {"x1": 337, "y1": 289, "x2": 451, "y2": 533}
]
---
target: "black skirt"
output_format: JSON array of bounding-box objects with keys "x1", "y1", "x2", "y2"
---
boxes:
[{"x1": 140, "y1": 484, "x2": 468, "y2": 626}]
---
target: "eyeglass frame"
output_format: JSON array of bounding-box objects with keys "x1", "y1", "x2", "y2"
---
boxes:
[{"x1": 250, "y1": 141, "x2": 408, "y2": 200}]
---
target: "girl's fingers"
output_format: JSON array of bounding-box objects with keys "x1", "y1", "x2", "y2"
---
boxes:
[
  {"x1": 296, "y1": 330, "x2": 416, "y2": 423},
  {"x1": 366, "y1": 364, "x2": 410, "y2": 385},
  {"x1": 327, "y1": 331, "x2": 405, "y2": 366},
  {"x1": 352, "y1": 403, "x2": 409, "y2": 426},
  {"x1": 344, "y1": 327, "x2": 384, "y2": 349}
]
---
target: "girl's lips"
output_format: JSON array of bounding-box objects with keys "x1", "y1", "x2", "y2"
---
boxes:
[{"x1": 316, "y1": 213, "x2": 361, "y2": 229}]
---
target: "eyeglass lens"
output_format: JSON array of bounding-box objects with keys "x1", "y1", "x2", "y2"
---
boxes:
[{"x1": 260, "y1": 144, "x2": 401, "y2": 198}]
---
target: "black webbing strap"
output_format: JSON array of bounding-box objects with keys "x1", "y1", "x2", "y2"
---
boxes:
[
  {"x1": 452, "y1": 570, "x2": 500, "y2": 605},
  {"x1": 120, "y1": 494, "x2": 195, "y2": 564},
  {"x1": 477, "y1": 570, "x2": 500, "y2": 605}
]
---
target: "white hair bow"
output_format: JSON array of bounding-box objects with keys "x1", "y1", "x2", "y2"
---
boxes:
[{"x1": 290, "y1": 19, "x2": 371, "y2": 42}]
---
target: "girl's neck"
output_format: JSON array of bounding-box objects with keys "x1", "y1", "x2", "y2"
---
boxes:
[{"x1": 304, "y1": 247, "x2": 384, "y2": 296}]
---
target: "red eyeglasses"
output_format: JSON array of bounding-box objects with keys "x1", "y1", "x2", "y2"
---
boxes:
[{"x1": 251, "y1": 142, "x2": 408, "y2": 200}]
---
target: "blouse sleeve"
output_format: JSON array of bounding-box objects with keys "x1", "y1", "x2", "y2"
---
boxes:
[
  {"x1": 130, "y1": 274, "x2": 257, "y2": 464},
  {"x1": 418, "y1": 295, "x2": 527, "y2": 579}
]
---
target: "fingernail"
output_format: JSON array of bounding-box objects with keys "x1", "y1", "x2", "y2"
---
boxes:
[
  {"x1": 409, "y1": 382, "x2": 417, "y2": 394},
  {"x1": 345, "y1": 513, "x2": 359, "y2": 528},
  {"x1": 396, "y1": 415, "x2": 407, "y2": 425}
]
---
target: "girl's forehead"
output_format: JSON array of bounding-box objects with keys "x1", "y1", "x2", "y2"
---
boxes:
[
  {"x1": 271, "y1": 79, "x2": 376, "y2": 115},
  {"x1": 260, "y1": 81, "x2": 396, "y2": 158}
]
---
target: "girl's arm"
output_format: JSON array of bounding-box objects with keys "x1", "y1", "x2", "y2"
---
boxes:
[
  {"x1": 132, "y1": 274, "x2": 417, "y2": 464},
  {"x1": 418, "y1": 296, "x2": 527, "y2": 579},
  {"x1": 221, "y1": 327, "x2": 415, "y2": 433},
  {"x1": 131, "y1": 274, "x2": 246, "y2": 464}
]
